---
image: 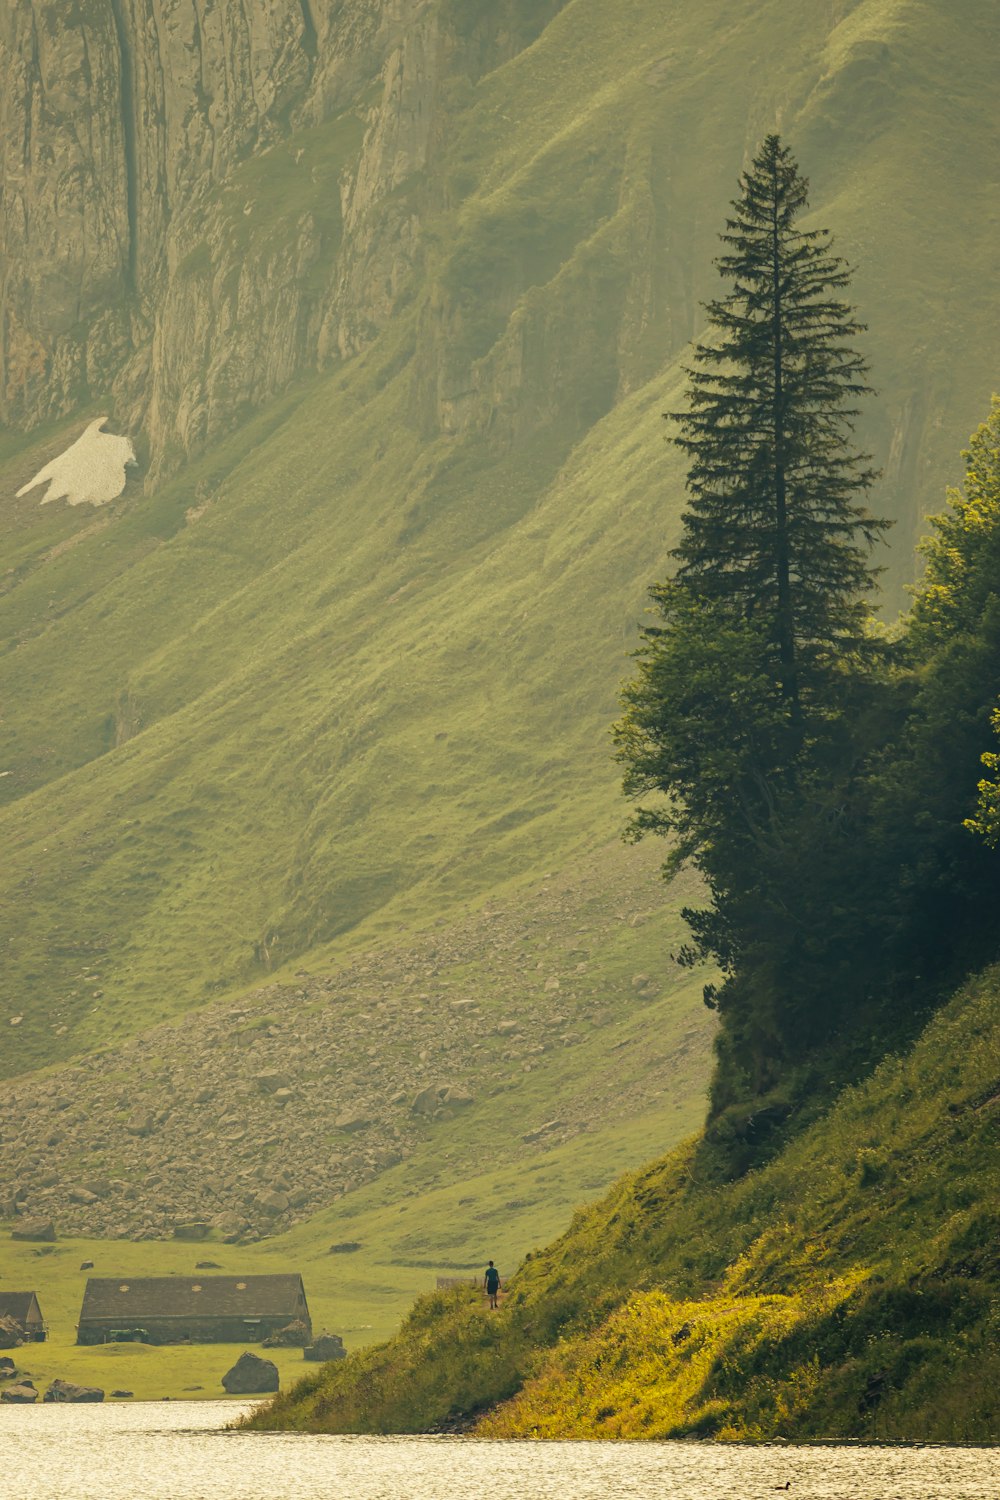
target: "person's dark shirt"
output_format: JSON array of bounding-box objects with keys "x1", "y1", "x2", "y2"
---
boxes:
[{"x1": 485, "y1": 1266, "x2": 500, "y2": 1293}]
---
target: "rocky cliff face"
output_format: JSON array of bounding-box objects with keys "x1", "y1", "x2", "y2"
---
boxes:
[
  {"x1": 0, "y1": 0, "x2": 565, "y2": 476},
  {"x1": 2, "y1": 1, "x2": 995, "y2": 561}
]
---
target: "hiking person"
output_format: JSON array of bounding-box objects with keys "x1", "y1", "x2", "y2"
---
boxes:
[{"x1": 484, "y1": 1260, "x2": 501, "y2": 1309}]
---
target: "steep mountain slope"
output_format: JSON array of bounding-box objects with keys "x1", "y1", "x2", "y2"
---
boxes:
[
  {"x1": 2, "y1": 0, "x2": 999, "y2": 1078},
  {"x1": 254, "y1": 963, "x2": 1000, "y2": 1440}
]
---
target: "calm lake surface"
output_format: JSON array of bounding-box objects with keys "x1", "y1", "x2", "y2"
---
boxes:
[{"x1": 1, "y1": 1402, "x2": 997, "y2": 1500}]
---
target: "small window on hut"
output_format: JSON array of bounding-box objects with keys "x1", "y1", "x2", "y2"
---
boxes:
[
  {"x1": 236, "y1": 1282, "x2": 247, "y2": 1291},
  {"x1": 119, "y1": 1284, "x2": 129, "y2": 1293},
  {"x1": 191, "y1": 1284, "x2": 202, "y2": 1292}
]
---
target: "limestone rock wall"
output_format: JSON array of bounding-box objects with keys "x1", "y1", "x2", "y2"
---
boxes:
[{"x1": 0, "y1": 0, "x2": 570, "y2": 477}]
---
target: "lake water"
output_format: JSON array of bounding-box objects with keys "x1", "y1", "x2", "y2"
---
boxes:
[{"x1": 1, "y1": 1402, "x2": 997, "y2": 1500}]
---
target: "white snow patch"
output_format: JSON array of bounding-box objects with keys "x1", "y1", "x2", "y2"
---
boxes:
[{"x1": 17, "y1": 417, "x2": 136, "y2": 507}]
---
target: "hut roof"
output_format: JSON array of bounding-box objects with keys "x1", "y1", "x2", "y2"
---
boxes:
[
  {"x1": 0, "y1": 1292, "x2": 42, "y2": 1325},
  {"x1": 79, "y1": 1274, "x2": 306, "y2": 1321}
]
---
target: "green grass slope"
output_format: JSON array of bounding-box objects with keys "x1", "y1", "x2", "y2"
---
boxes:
[
  {"x1": 2, "y1": 0, "x2": 999, "y2": 1073},
  {"x1": 251, "y1": 964, "x2": 1000, "y2": 1440}
]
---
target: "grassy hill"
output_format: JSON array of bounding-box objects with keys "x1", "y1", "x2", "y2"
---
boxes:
[
  {"x1": 3, "y1": 0, "x2": 1000, "y2": 1076},
  {"x1": 251, "y1": 963, "x2": 1000, "y2": 1440}
]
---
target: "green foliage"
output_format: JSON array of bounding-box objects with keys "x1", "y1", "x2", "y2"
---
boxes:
[
  {"x1": 617, "y1": 139, "x2": 895, "y2": 1132},
  {"x1": 925, "y1": 398, "x2": 1000, "y2": 848},
  {"x1": 670, "y1": 135, "x2": 885, "y2": 717},
  {"x1": 967, "y1": 706, "x2": 1000, "y2": 847},
  {"x1": 616, "y1": 590, "x2": 788, "y2": 875},
  {"x1": 620, "y1": 379, "x2": 1000, "y2": 1158},
  {"x1": 910, "y1": 395, "x2": 1000, "y2": 647}
]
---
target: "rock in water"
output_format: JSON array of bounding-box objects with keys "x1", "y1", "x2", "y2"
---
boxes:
[
  {"x1": 221, "y1": 1351, "x2": 279, "y2": 1394},
  {"x1": 44, "y1": 1379, "x2": 105, "y2": 1403},
  {"x1": 17, "y1": 418, "x2": 136, "y2": 506},
  {"x1": 1, "y1": 1382, "x2": 37, "y2": 1403}
]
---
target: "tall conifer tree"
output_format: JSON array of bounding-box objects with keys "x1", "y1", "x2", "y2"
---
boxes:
[
  {"x1": 616, "y1": 138, "x2": 888, "y2": 1084},
  {"x1": 670, "y1": 134, "x2": 885, "y2": 727}
]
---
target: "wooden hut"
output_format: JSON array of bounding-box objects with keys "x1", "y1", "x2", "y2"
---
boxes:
[
  {"x1": 76, "y1": 1274, "x2": 310, "y2": 1346},
  {"x1": 0, "y1": 1292, "x2": 46, "y2": 1342}
]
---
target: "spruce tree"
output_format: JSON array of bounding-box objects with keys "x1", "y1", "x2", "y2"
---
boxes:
[
  {"x1": 669, "y1": 133, "x2": 886, "y2": 727},
  {"x1": 616, "y1": 138, "x2": 889, "y2": 1122}
]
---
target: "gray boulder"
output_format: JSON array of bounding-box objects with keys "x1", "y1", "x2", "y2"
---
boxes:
[
  {"x1": 410, "y1": 1085, "x2": 441, "y2": 1116},
  {"x1": 253, "y1": 1189, "x2": 289, "y2": 1218},
  {"x1": 0, "y1": 1316, "x2": 23, "y2": 1350},
  {"x1": 11, "y1": 1217, "x2": 55, "y2": 1242},
  {"x1": 262, "y1": 1319, "x2": 310, "y2": 1349},
  {"x1": 221, "y1": 1351, "x2": 279, "y2": 1395},
  {"x1": 304, "y1": 1333, "x2": 346, "y2": 1362},
  {"x1": 173, "y1": 1221, "x2": 211, "y2": 1241},
  {"x1": 441, "y1": 1085, "x2": 474, "y2": 1108},
  {"x1": 44, "y1": 1379, "x2": 105, "y2": 1403},
  {"x1": 254, "y1": 1070, "x2": 288, "y2": 1094},
  {"x1": 1, "y1": 1382, "x2": 37, "y2": 1403}
]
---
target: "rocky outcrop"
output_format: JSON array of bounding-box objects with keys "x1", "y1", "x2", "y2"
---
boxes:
[
  {"x1": 0, "y1": 0, "x2": 647, "y2": 502},
  {"x1": 44, "y1": 1378, "x2": 105, "y2": 1403},
  {"x1": 221, "y1": 1351, "x2": 278, "y2": 1394},
  {"x1": 0, "y1": 0, "x2": 319, "y2": 451},
  {"x1": 0, "y1": 1, "x2": 575, "y2": 481}
]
